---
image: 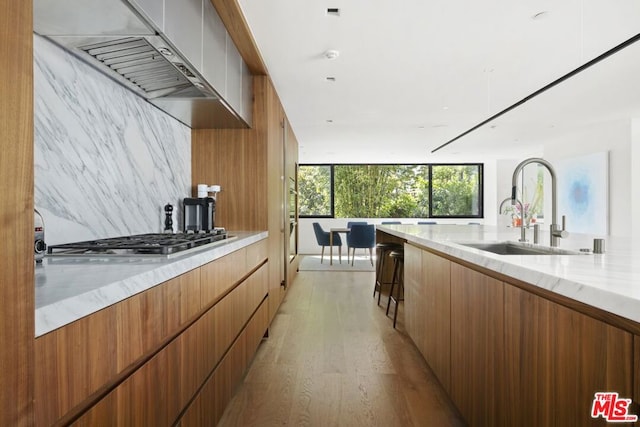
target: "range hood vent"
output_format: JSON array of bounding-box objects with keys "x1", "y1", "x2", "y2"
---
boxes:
[
  {"x1": 33, "y1": 0, "x2": 249, "y2": 129},
  {"x1": 79, "y1": 37, "x2": 204, "y2": 99}
]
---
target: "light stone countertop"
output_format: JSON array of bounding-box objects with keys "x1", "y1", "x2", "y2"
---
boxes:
[
  {"x1": 378, "y1": 224, "x2": 640, "y2": 325},
  {"x1": 34, "y1": 231, "x2": 268, "y2": 337}
]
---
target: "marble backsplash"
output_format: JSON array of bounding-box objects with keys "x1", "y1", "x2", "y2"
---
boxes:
[{"x1": 34, "y1": 35, "x2": 191, "y2": 245}]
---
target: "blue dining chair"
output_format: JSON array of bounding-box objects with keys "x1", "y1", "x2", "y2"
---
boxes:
[
  {"x1": 381, "y1": 221, "x2": 402, "y2": 224},
  {"x1": 418, "y1": 221, "x2": 437, "y2": 224},
  {"x1": 346, "y1": 221, "x2": 367, "y2": 229},
  {"x1": 346, "y1": 224, "x2": 376, "y2": 266},
  {"x1": 312, "y1": 222, "x2": 342, "y2": 264}
]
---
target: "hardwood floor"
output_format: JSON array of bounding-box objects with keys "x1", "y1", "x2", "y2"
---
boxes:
[{"x1": 218, "y1": 269, "x2": 465, "y2": 426}]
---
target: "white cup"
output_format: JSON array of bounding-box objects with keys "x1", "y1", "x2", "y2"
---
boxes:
[{"x1": 197, "y1": 184, "x2": 208, "y2": 198}]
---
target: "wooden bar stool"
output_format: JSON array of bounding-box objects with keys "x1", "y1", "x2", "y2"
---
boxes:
[
  {"x1": 374, "y1": 242, "x2": 403, "y2": 306},
  {"x1": 385, "y1": 249, "x2": 404, "y2": 328}
]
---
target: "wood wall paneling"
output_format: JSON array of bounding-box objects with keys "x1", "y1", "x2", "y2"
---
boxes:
[
  {"x1": 192, "y1": 76, "x2": 295, "y2": 325},
  {"x1": 0, "y1": 1, "x2": 34, "y2": 425},
  {"x1": 192, "y1": 128, "x2": 262, "y2": 231},
  {"x1": 450, "y1": 262, "x2": 504, "y2": 426}
]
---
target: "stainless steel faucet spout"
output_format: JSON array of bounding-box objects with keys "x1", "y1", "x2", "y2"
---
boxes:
[{"x1": 511, "y1": 157, "x2": 568, "y2": 247}]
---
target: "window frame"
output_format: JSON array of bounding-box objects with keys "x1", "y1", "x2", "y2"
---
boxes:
[{"x1": 298, "y1": 163, "x2": 484, "y2": 219}]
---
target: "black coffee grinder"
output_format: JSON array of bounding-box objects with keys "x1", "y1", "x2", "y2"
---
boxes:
[{"x1": 183, "y1": 197, "x2": 215, "y2": 233}]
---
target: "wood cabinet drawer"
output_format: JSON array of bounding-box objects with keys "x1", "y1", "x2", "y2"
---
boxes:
[
  {"x1": 35, "y1": 268, "x2": 200, "y2": 426},
  {"x1": 178, "y1": 297, "x2": 269, "y2": 426},
  {"x1": 34, "y1": 305, "x2": 117, "y2": 427},
  {"x1": 116, "y1": 268, "x2": 201, "y2": 371},
  {"x1": 201, "y1": 247, "x2": 247, "y2": 307},
  {"x1": 246, "y1": 238, "x2": 268, "y2": 269},
  {"x1": 201, "y1": 263, "x2": 268, "y2": 371},
  {"x1": 73, "y1": 321, "x2": 202, "y2": 426}
]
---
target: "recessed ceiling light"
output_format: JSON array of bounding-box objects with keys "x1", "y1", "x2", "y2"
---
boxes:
[
  {"x1": 442, "y1": 106, "x2": 449, "y2": 110},
  {"x1": 324, "y1": 49, "x2": 340, "y2": 60},
  {"x1": 532, "y1": 11, "x2": 549, "y2": 20},
  {"x1": 327, "y1": 8, "x2": 340, "y2": 16}
]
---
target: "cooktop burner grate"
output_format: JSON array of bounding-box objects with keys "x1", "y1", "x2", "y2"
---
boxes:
[{"x1": 47, "y1": 232, "x2": 229, "y2": 257}]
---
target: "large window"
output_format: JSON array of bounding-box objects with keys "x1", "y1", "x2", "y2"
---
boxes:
[{"x1": 299, "y1": 163, "x2": 483, "y2": 219}]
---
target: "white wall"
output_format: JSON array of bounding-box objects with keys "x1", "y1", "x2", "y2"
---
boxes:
[
  {"x1": 542, "y1": 119, "x2": 631, "y2": 237},
  {"x1": 633, "y1": 119, "x2": 640, "y2": 239}
]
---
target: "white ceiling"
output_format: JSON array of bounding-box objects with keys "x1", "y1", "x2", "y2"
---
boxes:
[{"x1": 237, "y1": 0, "x2": 640, "y2": 163}]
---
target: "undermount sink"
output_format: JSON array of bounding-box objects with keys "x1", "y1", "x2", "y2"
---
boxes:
[{"x1": 457, "y1": 241, "x2": 588, "y2": 256}]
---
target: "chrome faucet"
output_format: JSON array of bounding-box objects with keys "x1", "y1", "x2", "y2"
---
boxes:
[
  {"x1": 499, "y1": 197, "x2": 519, "y2": 214},
  {"x1": 511, "y1": 158, "x2": 568, "y2": 247}
]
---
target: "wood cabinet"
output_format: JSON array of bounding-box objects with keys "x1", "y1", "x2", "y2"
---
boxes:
[
  {"x1": 0, "y1": 1, "x2": 34, "y2": 425},
  {"x1": 404, "y1": 244, "x2": 451, "y2": 392},
  {"x1": 285, "y1": 118, "x2": 300, "y2": 290},
  {"x1": 402, "y1": 240, "x2": 639, "y2": 427},
  {"x1": 192, "y1": 76, "x2": 299, "y2": 324},
  {"x1": 636, "y1": 336, "x2": 640, "y2": 416},
  {"x1": 34, "y1": 240, "x2": 269, "y2": 426},
  {"x1": 178, "y1": 298, "x2": 269, "y2": 426},
  {"x1": 450, "y1": 263, "x2": 504, "y2": 426},
  {"x1": 504, "y1": 285, "x2": 633, "y2": 427}
]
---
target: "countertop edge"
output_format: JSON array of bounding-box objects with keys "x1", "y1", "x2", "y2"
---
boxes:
[{"x1": 35, "y1": 231, "x2": 268, "y2": 337}]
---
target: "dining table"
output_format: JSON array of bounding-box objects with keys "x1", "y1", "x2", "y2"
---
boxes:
[{"x1": 329, "y1": 227, "x2": 350, "y2": 265}]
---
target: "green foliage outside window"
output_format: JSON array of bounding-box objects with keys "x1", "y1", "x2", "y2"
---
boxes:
[
  {"x1": 298, "y1": 164, "x2": 482, "y2": 218},
  {"x1": 431, "y1": 165, "x2": 481, "y2": 216},
  {"x1": 298, "y1": 165, "x2": 331, "y2": 216}
]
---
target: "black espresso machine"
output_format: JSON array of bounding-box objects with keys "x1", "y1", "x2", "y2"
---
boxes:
[{"x1": 183, "y1": 197, "x2": 215, "y2": 232}]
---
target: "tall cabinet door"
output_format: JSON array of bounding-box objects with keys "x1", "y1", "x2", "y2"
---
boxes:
[
  {"x1": 0, "y1": 1, "x2": 34, "y2": 425},
  {"x1": 284, "y1": 118, "x2": 299, "y2": 287},
  {"x1": 265, "y1": 78, "x2": 286, "y2": 322}
]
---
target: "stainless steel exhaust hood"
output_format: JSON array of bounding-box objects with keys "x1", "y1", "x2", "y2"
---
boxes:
[{"x1": 34, "y1": 0, "x2": 249, "y2": 129}]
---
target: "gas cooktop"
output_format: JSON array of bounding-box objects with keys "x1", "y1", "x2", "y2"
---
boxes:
[{"x1": 47, "y1": 231, "x2": 232, "y2": 258}]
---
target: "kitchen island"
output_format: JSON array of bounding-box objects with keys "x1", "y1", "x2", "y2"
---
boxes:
[{"x1": 378, "y1": 224, "x2": 639, "y2": 426}]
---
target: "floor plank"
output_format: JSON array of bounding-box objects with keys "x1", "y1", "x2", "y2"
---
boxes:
[{"x1": 218, "y1": 270, "x2": 466, "y2": 427}]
